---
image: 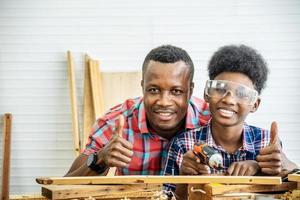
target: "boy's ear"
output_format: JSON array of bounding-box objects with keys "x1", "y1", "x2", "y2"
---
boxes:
[
  {"x1": 203, "y1": 92, "x2": 209, "y2": 103},
  {"x1": 250, "y1": 97, "x2": 261, "y2": 113}
]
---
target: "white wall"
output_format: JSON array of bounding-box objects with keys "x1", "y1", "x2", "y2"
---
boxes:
[{"x1": 0, "y1": 0, "x2": 299, "y2": 194}]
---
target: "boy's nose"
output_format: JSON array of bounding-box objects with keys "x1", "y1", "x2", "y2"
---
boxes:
[{"x1": 222, "y1": 90, "x2": 237, "y2": 104}]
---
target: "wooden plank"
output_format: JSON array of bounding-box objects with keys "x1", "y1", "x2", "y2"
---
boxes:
[
  {"x1": 190, "y1": 182, "x2": 296, "y2": 196},
  {"x1": 189, "y1": 183, "x2": 294, "y2": 200},
  {"x1": 289, "y1": 174, "x2": 300, "y2": 182},
  {"x1": 36, "y1": 175, "x2": 282, "y2": 185},
  {"x1": 9, "y1": 194, "x2": 46, "y2": 200},
  {"x1": 82, "y1": 54, "x2": 95, "y2": 149},
  {"x1": 1, "y1": 113, "x2": 12, "y2": 200},
  {"x1": 211, "y1": 193, "x2": 283, "y2": 200},
  {"x1": 66, "y1": 51, "x2": 80, "y2": 156},
  {"x1": 41, "y1": 184, "x2": 161, "y2": 200},
  {"x1": 89, "y1": 59, "x2": 104, "y2": 119},
  {"x1": 96, "y1": 62, "x2": 105, "y2": 116},
  {"x1": 102, "y1": 72, "x2": 142, "y2": 111}
]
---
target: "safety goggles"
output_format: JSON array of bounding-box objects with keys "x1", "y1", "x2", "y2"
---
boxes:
[{"x1": 205, "y1": 80, "x2": 259, "y2": 105}]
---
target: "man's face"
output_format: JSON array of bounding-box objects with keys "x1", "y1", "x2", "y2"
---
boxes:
[{"x1": 141, "y1": 60, "x2": 193, "y2": 139}]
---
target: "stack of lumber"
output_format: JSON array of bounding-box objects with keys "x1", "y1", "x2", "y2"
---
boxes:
[
  {"x1": 67, "y1": 52, "x2": 141, "y2": 153},
  {"x1": 34, "y1": 175, "x2": 290, "y2": 200}
]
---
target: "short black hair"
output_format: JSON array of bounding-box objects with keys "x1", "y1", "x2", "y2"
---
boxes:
[
  {"x1": 142, "y1": 45, "x2": 194, "y2": 82},
  {"x1": 208, "y1": 44, "x2": 269, "y2": 94}
]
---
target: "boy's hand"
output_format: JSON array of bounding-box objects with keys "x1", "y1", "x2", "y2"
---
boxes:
[
  {"x1": 227, "y1": 160, "x2": 260, "y2": 176},
  {"x1": 99, "y1": 115, "x2": 133, "y2": 168},
  {"x1": 180, "y1": 150, "x2": 211, "y2": 175},
  {"x1": 256, "y1": 121, "x2": 282, "y2": 175}
]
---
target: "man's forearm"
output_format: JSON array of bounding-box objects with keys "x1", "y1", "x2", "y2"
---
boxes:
[
  {"x1": 65, "y1": 164, "x2": 108, "y2": 176},
  {"x1": 64, "y1": 154, "x2": 109, "y2": 177}
]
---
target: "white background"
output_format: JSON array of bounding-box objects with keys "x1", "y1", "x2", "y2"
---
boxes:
[{"x1": 0, "y1": 0, "x2": 299, "y2": 194}]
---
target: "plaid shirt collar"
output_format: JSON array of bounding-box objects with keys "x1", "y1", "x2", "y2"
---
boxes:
[
  {"x1": 206, "y1": 121, "x2": 256, "y2": 153},
  {"x1": 138, "y1": 98, "x2": 201, "y2": 134}
]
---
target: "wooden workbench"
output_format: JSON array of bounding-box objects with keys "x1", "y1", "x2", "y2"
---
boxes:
[{"x1": 33, "y1": 175, "x2": 296, "y2": 200}]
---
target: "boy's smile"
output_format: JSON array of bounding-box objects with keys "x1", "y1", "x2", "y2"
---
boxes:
[
  {"x1": 205, "y1": 72, "x2": 260, "y2": 127},
  {"x1": 218, "y1": 108, "x2": 236, "y2": 118}
]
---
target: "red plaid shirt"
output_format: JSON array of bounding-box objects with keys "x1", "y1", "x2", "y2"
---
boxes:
[{"x1": 83, "y1": 96, "x2": 210, "y2": 175}]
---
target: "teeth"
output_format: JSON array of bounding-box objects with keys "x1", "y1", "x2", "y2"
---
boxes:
[
  {"x1": 159, "y1": 113, "x2": 172, "y2": 116},
  {"x1": 219, "y1": 109, "x2": 234, "y2": 117}
]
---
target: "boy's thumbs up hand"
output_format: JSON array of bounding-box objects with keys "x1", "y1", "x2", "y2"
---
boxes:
[
  {"x1": 256, "y1": 121, "x2": 282, "y2": 175},
  {"x1": 270, "y1": 121, "x2": 279, "y2": 145}
]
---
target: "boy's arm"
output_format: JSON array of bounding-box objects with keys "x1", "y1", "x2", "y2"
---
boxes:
[
  {"x1": 257, "y1": 145, "x2": 298, "y2": 176},
  {"x1": 180, "y1": 150, "x2": 210, "y2": 175},
  {"x1": 256, "y1": 121, "x2": 298, "y2": 176},
  {"x1": 227, "y1": 160, "x2": 260, "y2": 176}
]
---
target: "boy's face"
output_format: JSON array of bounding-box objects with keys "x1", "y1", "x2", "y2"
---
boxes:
[
  {"x1": 204, "y1": 72, "x2": 260, "y2": 127},
  {"x1": 141, "y1": 60, "x2": 193, "y2": 139}
]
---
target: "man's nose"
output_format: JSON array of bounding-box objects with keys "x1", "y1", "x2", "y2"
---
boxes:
[{"x1": 157, "y1": 92, "x2": 172, "y2": 106}]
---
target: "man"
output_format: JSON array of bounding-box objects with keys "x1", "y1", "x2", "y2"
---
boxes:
[
  {"x1": 65, "y1": 45, "x2": 210, "y2": 176},
  {"x1": 65, "y1": 44, "x2": 296, "y2": 176}
]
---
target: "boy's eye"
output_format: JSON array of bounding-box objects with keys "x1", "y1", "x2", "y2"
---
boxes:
[
  {"x1": 215, "y1": 87, "x2": 226, "y2": 94},
  {"x1": 171, "y1": 89, "x2": 183, "y2": 95},
  {"x1": 236, "y1": 88, "x2": 248, "y2": 99}
]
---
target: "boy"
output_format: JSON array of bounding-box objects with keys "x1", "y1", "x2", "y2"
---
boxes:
[{"x1": 164, "y1": 44, "x2": 277, "y2": 198}]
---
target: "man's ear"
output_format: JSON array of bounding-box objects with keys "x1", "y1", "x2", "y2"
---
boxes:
[
  {"x1": 189, "y1": 82, "x2": 194, "y2": 97},
  {"x1": 250, "y1": 97, "x2": 261, "y2": 113},
  {"x1": 141, "y1": 79, "x2": 145, "y2": 93}
]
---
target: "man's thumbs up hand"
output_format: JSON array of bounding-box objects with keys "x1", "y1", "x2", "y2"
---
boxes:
[
  {"x1": 115, "y1": 114, "x2": 125, "y2": 138},
  {"x1": 100, "y1": 115, "x2": 133, "y2": 170}
]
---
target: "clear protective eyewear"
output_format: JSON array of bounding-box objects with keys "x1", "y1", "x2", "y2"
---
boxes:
[{"x1": 204, "y1": 80, "x2": 259, "y2": 105}]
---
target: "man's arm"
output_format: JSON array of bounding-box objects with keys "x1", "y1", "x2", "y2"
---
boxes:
[
  {"x1": 65, "y1": 153, "x2": 108, "y2": 177},
  {"x1": 65, "y1": 115, "x2": 133, "y2": 177}
]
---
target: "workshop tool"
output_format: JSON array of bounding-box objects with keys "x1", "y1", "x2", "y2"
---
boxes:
[{"x1": 193, "y1": 141, "x2": 223, "y2": 170}]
